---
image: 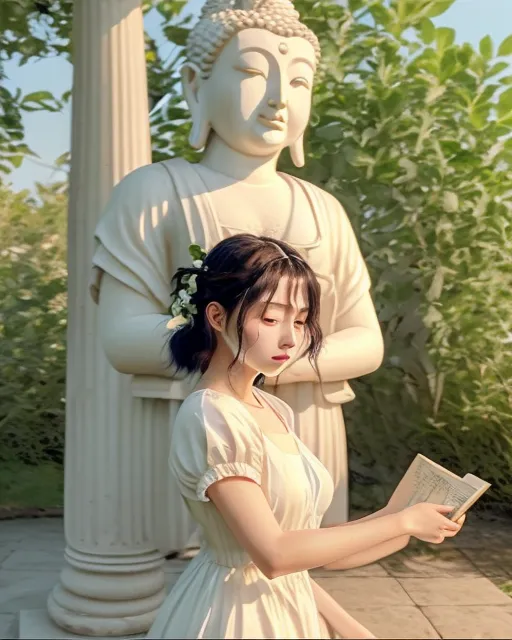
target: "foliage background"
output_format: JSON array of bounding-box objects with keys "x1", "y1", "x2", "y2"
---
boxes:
[{"x1": 1, "y1": 0, "x2": 511, "y2": 513}]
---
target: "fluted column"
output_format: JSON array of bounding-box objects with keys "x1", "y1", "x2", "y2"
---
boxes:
[{"x1": 47, "y1": 1, "x2": 166, "y2": 636}]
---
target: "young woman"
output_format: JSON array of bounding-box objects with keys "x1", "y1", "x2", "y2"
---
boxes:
[{"x1": 147, "y1": 234, "x2": 463, "y2": 639}]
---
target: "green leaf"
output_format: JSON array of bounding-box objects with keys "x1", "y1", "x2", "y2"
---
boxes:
[
  {"x1": 436, "y1": 27, "x2": 455, "y2": 53},
  {"x1": 497, "y1": 87, "x2": 512, "y2": 119},
  {"x1": 497, "y1": 114, "x2": 512, "y2": 127},
  {"x1": 497, "y1": 34, "x2": 512, "y2": 56},
  {"x1": 427, "y1": 267, "x2": 445, "y2": 302},
  {"x1": 442, "y1": 191, "x2": 459, "y2": 213},
  {"x1": 440, "y1": 49, "x2": 458, "y2": 81},
  {"x1": 424, "y1": 305, "x2": 443, "y2": 327},
  {"x1": 426, "y1": 85, "x2": 446, "y2": 104},
  {"x1": 9, "y1": 155, "x2": 24, "y2": 169},
  {"x1": 487, "y1": 62, "x2": 509, "y2": 78},
  {"x1": 368, "y1": 4, "x2": 393, "y2": 28},
  {"x1": 316, "y1": 123, "x2": 343, "y2": 141},
  {"x1": 419, "y1": 18, "x2": 436, "y2": 44},
  {"x1": 21, "y1": 91, "x2": 56, "y2": 104},
  {"x1": 479, "y1": 35, "x2": 493, "y2": 60},
  {"x1": 424, "y1": 0, "x2": 457, "y2": 19},
  {"x1": 163, "y1": 25, "x2": 189, "y2": 46},
  {"x1": 188, "y1": 244, "x2": 206, "y2": 261},
  {"x1": 348, "y1": 0, "x2": 365, "y2": 10},
  {"x1": 470, "y1": 105, "x2": 490, "y2": 129}
]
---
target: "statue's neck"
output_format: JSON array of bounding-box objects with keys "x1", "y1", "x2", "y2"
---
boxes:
[{"x1": 199, "y1": 134, "x2": 281, "y2": 185}]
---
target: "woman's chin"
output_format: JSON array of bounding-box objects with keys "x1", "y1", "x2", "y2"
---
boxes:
[{"x1": 259, "y1": 362, "x2": 289, "y2": 377}]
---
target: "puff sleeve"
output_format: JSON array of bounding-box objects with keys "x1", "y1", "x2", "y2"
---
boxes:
[{"x1": 169, "y1": 391, "x2": 264, "y2": 503}]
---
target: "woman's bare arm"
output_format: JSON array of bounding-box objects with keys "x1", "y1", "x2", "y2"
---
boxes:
[
  {"x1": 320, "y1": 507, "x2": 410, "y2": 570},
  {"x1": 320, "y1": 509, "x2": 466, "y2": 571},
  {"x1": 322, "y1": 535, "x2": 410, "y2": 570},
  {"x1": 206, "y1": 477, "x2": 429, "y2": 580}
]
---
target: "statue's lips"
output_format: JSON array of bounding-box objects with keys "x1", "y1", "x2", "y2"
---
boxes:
[{"x1": 257, "y1": 115, "x2": 286, "y2": 132}]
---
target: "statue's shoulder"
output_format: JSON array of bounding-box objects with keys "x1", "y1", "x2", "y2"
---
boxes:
[
  {"x1": 110, "y1": 158, "x2": 185, "y2": 205},
  {"x1": 288, "y1": 174, "x2": 345, "y2": 218}
]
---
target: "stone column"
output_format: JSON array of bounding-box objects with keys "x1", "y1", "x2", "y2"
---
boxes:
[{"x1": 46, "y1": 1, "x2": 166, "y2": 636}]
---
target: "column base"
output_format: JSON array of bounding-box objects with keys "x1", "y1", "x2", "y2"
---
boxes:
[
  {"x1": 46, "y1": 547, "x2": 166, "y2": 636},
  {"x1": 19, "y1": 609, "x2": 144, "y2": 639}
]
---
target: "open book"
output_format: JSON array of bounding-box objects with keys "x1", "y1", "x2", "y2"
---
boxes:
[{"x1": 389, "y1": 454, "x2": 491, "y2": 521}]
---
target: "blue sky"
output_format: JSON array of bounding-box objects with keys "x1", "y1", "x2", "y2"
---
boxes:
[{"x1": 4, "y1": 0, "x2": 512, "y2": 193}]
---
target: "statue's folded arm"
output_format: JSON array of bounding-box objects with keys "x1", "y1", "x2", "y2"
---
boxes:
[{"x1": 92, "y1": 163, "x2": 183, "y2": 378}]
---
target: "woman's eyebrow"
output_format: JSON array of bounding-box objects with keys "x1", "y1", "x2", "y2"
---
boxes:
[{"x1": 266, "y1": 302, "x2": 309, "y2": 312}]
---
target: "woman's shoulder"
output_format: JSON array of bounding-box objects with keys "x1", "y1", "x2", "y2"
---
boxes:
[
  {"x1": 173, "y1": 388, "x2": 262, "y2": 450},
  {"x1": 176, "y1": 388, "x2": 248, "y2": 428}
]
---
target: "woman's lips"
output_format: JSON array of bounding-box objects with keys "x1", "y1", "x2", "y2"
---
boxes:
[{"x1": 272, "y1": 355, "x2": 290, "y2": 361}]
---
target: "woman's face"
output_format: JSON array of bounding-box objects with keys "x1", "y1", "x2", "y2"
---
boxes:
[{"x1": 223, "y1": 276, "x2": 310, "y2": 377}]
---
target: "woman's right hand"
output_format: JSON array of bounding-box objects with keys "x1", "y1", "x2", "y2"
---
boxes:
[{"x1": 398, "y1": 503, "x2": 462, "y2": 544}]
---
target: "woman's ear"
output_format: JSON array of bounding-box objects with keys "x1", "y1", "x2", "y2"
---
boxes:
[
  {"x1": 205, "y1": 302, "x2": 226, "y2": 332},
  {"x1": 181, "y1": 63, "x2": 211, "y2": 150}
]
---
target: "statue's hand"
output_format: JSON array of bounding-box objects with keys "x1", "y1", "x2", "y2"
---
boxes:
[{"x1": 263, "y1": 355, "x2": 315, "y2": 387}]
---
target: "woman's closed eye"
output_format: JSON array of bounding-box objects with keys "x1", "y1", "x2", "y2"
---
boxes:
[{"x1": 263, "y1": 317, "x2": 306, "y2": 327}]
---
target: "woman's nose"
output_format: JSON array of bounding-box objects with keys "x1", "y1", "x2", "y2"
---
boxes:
[{"x1": 279, "y1": 324, "x2": 296, "y2": 350}]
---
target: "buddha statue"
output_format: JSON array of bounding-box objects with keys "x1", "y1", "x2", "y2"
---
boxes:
[{"x1": 90, "y1": 0, "x2": 384, "y2": 555}]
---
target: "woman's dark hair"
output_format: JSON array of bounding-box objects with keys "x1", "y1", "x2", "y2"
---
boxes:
[{"x1": 168, "y1": 234, "x2": 323, "y2": 383}]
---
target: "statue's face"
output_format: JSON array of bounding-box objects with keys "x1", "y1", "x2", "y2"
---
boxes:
[{"x1": 202, "y1": 28, "x2": 316, "y2": 157}]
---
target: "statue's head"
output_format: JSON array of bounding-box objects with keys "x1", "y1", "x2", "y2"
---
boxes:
[{"x1": 181, "y1": 0, "x2": 321, "y2": 167}]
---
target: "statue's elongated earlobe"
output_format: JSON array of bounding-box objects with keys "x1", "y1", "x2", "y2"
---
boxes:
[
  {"x1": 189, "y1": 107, "x2": 211, "y2": 150},
  {"x1": 181, "y1": 63, "x2": 212, "y2": 150},
  {"x1": 290, "y1": 134, "x2": 305, "y2": 168}
]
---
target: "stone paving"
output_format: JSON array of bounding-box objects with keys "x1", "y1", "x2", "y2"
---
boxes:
[{"x1": 0, "y1": 514, "x2": 511, "y2": 639}]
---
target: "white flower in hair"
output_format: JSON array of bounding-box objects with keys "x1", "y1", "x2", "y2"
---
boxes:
[
  {"x1": 168, "y1": 244, "x2": 208, "y2": 320},
  {"x1": 179, "y1": 289, "x2": 192, "y2": 304},
  {"x1": 188, "y1": 274, "x2": 198, "y2": 293}
]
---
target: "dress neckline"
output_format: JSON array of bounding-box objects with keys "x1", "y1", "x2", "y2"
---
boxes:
[
  {"x1": 189, "y1": 161, "x2": 324, "y2": 251},
  {"x1": 189, "y1": 387, "x2": 302, "y2": 457}
]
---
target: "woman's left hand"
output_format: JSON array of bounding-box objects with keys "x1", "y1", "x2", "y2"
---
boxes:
[{"x1": 454, "y1": 513, "x2": 466, "y2": 528}]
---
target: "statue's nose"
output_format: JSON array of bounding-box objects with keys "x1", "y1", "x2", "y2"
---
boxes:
[{"x1": 267, "y1": 98, "x2": 286, "y2": 110}]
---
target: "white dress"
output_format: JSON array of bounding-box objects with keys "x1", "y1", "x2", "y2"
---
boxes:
[{"x1": 147, "y1": 387, "x2": 336, "y2": 639}]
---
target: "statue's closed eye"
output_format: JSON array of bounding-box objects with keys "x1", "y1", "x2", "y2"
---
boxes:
[
  {"x1": 234, "y1": 66, "x2": 267, "y2": 78},
  {"x1": 292, "y1": 77, "x2": 310, "y2": 89},
  {"x1": 235, "y1": 66, "x2": 310, "y2": 89}
]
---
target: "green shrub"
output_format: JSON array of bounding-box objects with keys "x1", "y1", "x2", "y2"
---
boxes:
[
  {"x1": 153, "y1": 0, "x2": 512, "y2": 512},
  {"x1": 288, "y1": 0, "x2": 512, "y2": 512},
  {"x1": 0, "y1": 183, "x2": 67, "y2": 466}
]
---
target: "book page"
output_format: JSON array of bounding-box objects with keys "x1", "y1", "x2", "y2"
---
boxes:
[
  {"x1": 462, "y1": 473, "x2": 489, "y2": 490},
  {"x1": 403, "y1": 456, "x2": 477, "y2": 518}
]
